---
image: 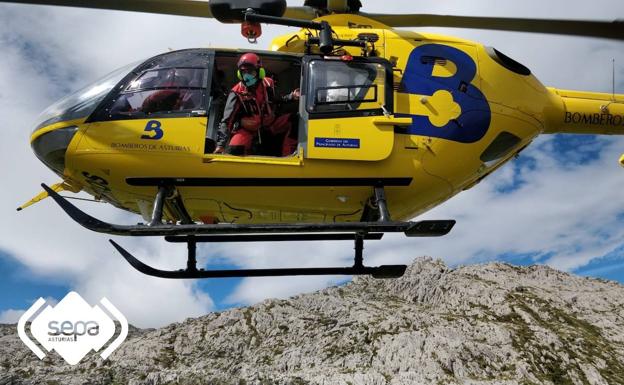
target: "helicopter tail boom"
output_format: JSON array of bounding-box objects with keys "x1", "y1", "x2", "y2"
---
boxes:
[{"x1": 544, "y1": 88, "x2": 624, "y2": 135}]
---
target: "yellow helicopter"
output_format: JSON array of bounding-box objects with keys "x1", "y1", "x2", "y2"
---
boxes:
[{"x1": 8, "y1": 0, "x2": 624, "y2": 279}]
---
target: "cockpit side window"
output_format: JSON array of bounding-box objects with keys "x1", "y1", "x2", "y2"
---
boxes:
[
  {"x1": 306, "y1": 60, "x2": 389, "y2": 116},
  {"x1": 108, "y1": 68, "x2": 206, "y2": 117},
  {"x1": 89, "y1": 49, "x2": 210, "y2": 122}
]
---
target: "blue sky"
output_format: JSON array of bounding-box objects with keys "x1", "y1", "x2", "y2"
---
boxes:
[
  {"x1": 1, "y1": 0, "x2": 624, "y2": 327},
  {"x1": 0, "y1": 252, "x2": 69, "y2": 312}
]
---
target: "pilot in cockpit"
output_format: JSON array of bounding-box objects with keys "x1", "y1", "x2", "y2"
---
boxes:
[{"x1": 141, "y1": 69, "x2": 192, "y2": 113}]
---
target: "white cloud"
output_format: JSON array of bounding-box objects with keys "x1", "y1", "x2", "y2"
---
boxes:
[
  {"x1": 226, "y1": 275, "x2": 347, "y2": 305},
  {"x1": 0, "y1": 0, "x2": 623, "y2": 318},
  {"x1": 0, "y1": 309, "x2": 25, "y2": 324}
]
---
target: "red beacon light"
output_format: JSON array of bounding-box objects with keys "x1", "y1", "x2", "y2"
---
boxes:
[
  {"x1": 323, "y1": 54, "x2": 354, "y2": 61},
  {"x1": 241, "y1": 21, "x2": 262, "y2": 44}
]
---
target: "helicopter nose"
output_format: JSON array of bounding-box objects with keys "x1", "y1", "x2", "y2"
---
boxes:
[{"x1": 31, "y1": 126, "x2": 78, "y2": 175}]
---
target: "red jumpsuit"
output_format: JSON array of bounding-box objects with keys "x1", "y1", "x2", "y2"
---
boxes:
[{"x1": 217, "y1": 78, "x2": 296, "y2": 156}]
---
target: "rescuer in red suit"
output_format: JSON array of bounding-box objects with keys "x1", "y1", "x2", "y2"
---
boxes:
[{"x1": 214, "y1": 53, "x2": 299, "y2": 156}]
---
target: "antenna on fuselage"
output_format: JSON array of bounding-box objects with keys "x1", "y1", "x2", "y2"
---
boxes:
[
  {"x1": 601, "y1": 58, "x2": 617, "y2": 113},
  {"x1": 613, "y1": 58, "x2": 616, "y2": 102}
]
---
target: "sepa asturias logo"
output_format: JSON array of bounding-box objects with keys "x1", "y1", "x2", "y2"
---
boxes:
[{"x1": 18, "y1": 292, "x2": 128, "y2": 365}]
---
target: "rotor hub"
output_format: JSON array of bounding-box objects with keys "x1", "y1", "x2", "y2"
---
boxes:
[
  {"x1": 303, "y1": 0, "x2": 362, "y2": 14},
  {"x1": 209, "y1": 0, "x2": 287, "y2": 23}
]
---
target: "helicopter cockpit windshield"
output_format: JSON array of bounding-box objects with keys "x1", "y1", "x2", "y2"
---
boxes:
[{"x1": 33, "y1": 61, "x2": 140, "y2": 133}]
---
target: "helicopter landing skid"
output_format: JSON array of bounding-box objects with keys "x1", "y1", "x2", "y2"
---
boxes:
[
  {"x1": 41, "y1": 183, "x2": 455, "y2": 279},
  {"x1": 110, "y1": 233, "x2": 408, "y2": 279}
]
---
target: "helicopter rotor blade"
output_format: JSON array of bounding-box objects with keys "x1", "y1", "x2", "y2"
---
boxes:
[
  {"x1": 0, "y1": 0, "x2": 214, "y2": 18},
  {"x1": 0, "y1": 1, "x2": 323, "y2": 21},
  {"x1": 283, "y1": 6, "x2": 318, "y2": 20},
  {"x1": 364, "y1": 13, "x2": 624, "y2": 40},
  {"x1": 2, "y1": 1, "x2": 621, "y2": 41}
]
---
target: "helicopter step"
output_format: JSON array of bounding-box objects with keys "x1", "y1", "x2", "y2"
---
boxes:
[{"x1": 41, "y1": 183, "x2": 455, "y2": 279}]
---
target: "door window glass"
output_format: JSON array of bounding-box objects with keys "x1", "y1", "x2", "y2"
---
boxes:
[{"x1": 306, "y1": 60, "x2": 387, "y2": 114}]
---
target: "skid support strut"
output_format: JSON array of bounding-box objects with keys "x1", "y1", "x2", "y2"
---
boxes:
[
  {"x1": 354, "y1": 233, "x2": 364, "y2": 269},
  {"x1": 149, "y1": 186, "x2": 169, "y2": 226},
  {"x1": 374, "y1": 186, "x2": 391, "y2": 222},
  {"x1": 361, "y1": 185, "x2": 392, "y2": 222},
  {"x1": 187, "y1": 236, "x2": 197, "y2": 272}
]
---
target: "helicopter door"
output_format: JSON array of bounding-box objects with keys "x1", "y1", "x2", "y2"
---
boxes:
[{"x1": 302, "y1": 56, "x2": 395, "y2": 161}]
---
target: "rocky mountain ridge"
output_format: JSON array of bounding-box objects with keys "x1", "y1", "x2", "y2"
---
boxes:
[{"x1": 1, "y1": 257, "x2": 624, "y2": 385}]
